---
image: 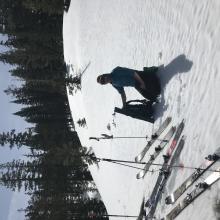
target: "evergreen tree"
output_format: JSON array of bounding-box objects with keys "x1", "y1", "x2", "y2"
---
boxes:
[
  {"x1": 77, "y1": 118, "x2": 87, "y2": 128},
  {"x1": 0, "y1": 129, "x2": 32, "y2": 149},
  {"x1": 0, "y1": 0, "x2": 108, "y2": 219}
]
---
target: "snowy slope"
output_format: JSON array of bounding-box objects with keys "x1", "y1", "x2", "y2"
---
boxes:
[{"x1": 63, "y1": 1, "x2": 220, "y2": 219}]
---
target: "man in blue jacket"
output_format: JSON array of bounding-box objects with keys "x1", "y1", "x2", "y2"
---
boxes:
[{"x1": 97, "y1": 66, "x2": 161, "y2": 107}]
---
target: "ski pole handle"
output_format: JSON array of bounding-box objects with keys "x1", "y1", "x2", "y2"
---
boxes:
[{"x1": 89, "y1": 137, "x2": 100, "y2": 141}]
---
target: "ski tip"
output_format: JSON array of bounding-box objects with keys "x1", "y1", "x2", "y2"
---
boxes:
[{"x1": 176, "y1": 119, "x2": 185, "y2": 127}]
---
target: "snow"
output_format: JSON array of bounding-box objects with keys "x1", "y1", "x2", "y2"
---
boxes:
[{"x1": 63, "y1": 1, "x2": 220, "y2": 219}]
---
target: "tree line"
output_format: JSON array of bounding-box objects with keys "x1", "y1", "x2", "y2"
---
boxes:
[{"x1": 0, "y1": 0, "x2": 108, "y2": 219}]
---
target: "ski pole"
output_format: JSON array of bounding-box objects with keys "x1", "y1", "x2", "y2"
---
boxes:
[
  {"x1": 97, "y1": 214, "x2": 158, "y2": 219},
  {"x1": 108, "y1": 160, "x2": 153, "y2": 172},
  {"x1": 89, "y1": 134, "x2": 169, "y2": 142},
  {"x1": 73, "y1": 213, "x2": 140, "y2": 219},
  {"x1": 102, "y1": 214, "x2": 139, "y2": 218},
  {"x1": 92, "y1": 157, "x2": 220, "y2": 173}
]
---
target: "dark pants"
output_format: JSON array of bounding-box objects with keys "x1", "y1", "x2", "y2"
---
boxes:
[
  {"x1": 115, "y1": 100, "x2": 154, "y2": 123},
  {"x1": 135, "y1": 67, "x2": 161, "y2": 102}
]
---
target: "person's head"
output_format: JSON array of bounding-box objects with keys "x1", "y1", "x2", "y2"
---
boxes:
[{"x1": 97, "y1": 74, "x2": 111, "y2": 85}]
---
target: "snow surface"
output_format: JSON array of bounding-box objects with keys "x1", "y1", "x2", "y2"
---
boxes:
[{"x1": 63, "y1": 1, "x2": 220, "y2": 219}]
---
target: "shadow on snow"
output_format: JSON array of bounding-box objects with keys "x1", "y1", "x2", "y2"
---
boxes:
[{"x1": 154, "y1": 54, "x2": 193, "y2": 120}]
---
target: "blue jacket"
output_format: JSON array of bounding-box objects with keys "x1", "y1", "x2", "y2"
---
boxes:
[{"x1": 111, "y1": 66, "x2": 136, "y2": 94}]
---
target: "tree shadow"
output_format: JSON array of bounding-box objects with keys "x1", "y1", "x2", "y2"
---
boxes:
[{"x1": 154, "y1": 54, "x2": 193, "y2": 120}]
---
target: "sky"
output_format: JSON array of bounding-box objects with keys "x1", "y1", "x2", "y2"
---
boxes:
[{"x1": 0, "y1": 34, "x2": 30, "y2": 220}]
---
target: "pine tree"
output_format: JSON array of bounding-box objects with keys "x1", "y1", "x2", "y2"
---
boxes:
[
  {"x1": 0, "y1": 0, "x2": 108, "y2": 218},
  {"x1": 0, "y1": 160, "x2": 41, "y2": 191},
  {"x1": 77, "y1": 118, "x2": 87, "y2": 128},
  {"x1": 0, "y1": 129, "x2": 32, "y2": 149}
]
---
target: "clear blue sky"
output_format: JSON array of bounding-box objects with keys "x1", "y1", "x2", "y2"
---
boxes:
[{"x1": 0, "y1": 34, "x2": 30, "y2": 220}]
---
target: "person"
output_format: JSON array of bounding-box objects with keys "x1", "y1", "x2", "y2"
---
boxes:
[{"x1": 97, "y1": 66, "x2": 161, "y2": 107}]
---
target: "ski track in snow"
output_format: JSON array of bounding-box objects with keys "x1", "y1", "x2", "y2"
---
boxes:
[{"x1": 63, "y1": 1, "x2": 220, "y2": 219}]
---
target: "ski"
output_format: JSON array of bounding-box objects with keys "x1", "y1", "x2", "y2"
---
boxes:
[
  {"x1": 145, "y1": 120, "x2": 185, "y2": 219},
  {"x1": 166, "y1": 120, "x2": 184, "y2": 158},
  {"x1": 146, "y1": 135, "x2": 185, "y2": 220},
  {"x1": 135, "y1": 117, "x2": 172, "y2": 162},
  {"x1": 165, "y1": 147, "x2": 220, "y2": 205},
  {"x1": 145, "y1": 120, "x2": 185, "y2": 209},
  {"x1": 136, "y1": 126, "x2": 176, "y2": 179},
  {"x1": 165, "y1": 167, "x2": 220, "y2": 220}
]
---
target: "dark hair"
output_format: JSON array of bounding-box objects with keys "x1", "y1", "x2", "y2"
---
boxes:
[{"x1": 97, "y1": 74, "x2": 109, "y2": 84}]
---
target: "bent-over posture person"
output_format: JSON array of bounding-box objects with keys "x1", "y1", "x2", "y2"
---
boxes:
[{"x1": 97, "y1": 66, "x2": 161, "y2": 107}]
